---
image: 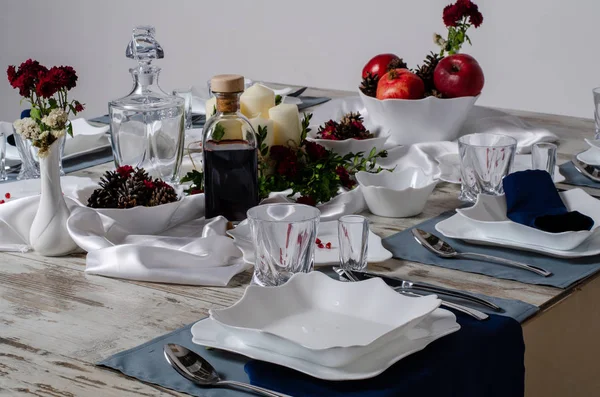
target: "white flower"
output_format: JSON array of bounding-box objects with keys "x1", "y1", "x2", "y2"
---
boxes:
[
  {"x1": 51, "y1": 129, "x2": 65, "y2": 139},
  {"x1": 42, "y1": 109, "x2": 68, "y2": 129},
  {"x1": 13, "y1": 117, "x2": 41, "y2": 140}
]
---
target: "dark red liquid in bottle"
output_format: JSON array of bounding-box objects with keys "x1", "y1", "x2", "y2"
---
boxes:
[{"x1": 204, "y1": 140, "x2": 258, "y2": 222}]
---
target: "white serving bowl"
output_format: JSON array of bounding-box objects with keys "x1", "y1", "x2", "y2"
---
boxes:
[
  {"x1": 356, "y1": 168, "x2": 438, "y2": 218},
  {"x1": 359, "y1": 91, "x2": 479, "y2": 145},
  {"x1": 209, "y1": 271, "x2": 440, "y2": 367},
  {"x1": 306, "y1": 125, "x2": 389, "y2": 157}
]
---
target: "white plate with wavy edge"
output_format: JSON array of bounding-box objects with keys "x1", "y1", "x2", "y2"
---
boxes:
[
  {"x1": 436, "y1": 212, "x2": 600, "y2": 258},
  {"x1": 228, "y1": 219, "x2": 392, "y2": 266},
  {"x1": 193, "y1": 308, "x2": 458, "y2": 380},
  {"x1": 0, "y1": 176, "x2": 97, "y2": 202},
  {"x1": 210, "y1": 272, "x2": 441, "y2": 363},
  {"x1": 456, "y1": 189, "x2": 600, "y2": 251},
  {"x1": 438, "y1": 153, "x2": 565, "y2": 184},
  {"x1": 577, "y1": 146, "x2": 600, "y2": 166}
]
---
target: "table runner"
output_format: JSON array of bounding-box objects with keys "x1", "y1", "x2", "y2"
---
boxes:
[
  {"x1": 383, "y1": 211, "x2": 600, "y2": 289},
  {"x1": 559, "y1": 161, "x2": 600, "y2": 189},
  {"x1": 99, "y1": 310, "x2": 526, "y2": 397}
]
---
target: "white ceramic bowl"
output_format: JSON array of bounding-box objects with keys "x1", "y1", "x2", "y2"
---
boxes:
[
  {"x1": 456, "y1": 189, "x2": 600, "y2": 251},
  {"x1": 72, "y1": 185, "x2": 204, "y2": 235},
  {"x1": 306, "y1": 125, "x2": 389, "y2": 157},
  {"x1": 209, "y1": 271, "x2": 441, "y2": 367},
  {"x1": 356, "y1": 168, "x2": 438, "y2": 218},
  {"x1": 359, "y1": 91, "x2": 479, "y2": 145}
]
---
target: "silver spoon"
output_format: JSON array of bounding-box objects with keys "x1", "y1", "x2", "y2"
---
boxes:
[
  {"x1": 164, "y1": 343, "x2": 286, "y2": 397},
  {"x1": 411, "y1": 229, "x2": 552, "y2": 277}
]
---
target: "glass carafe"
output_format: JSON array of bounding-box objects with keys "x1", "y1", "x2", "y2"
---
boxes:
[{"x1": 108, "y1": 26, "x2": 185, "y2": 183}]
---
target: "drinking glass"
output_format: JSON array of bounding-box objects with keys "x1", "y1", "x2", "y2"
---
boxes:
[
  {"x1": 531, "y1": 142, "x2": 557, "y2": 179},
  {"x1": 593, "y1": 88, "x2": 600, "y2": 139},
  {"x1": 458, "y1": 133, "x2": 517, "y2": 202},
  {"x1": 338, "y1": 215, "x2": 369, "y2": 271},
  {"x1": 248, "y1": 203, "x2": 320, "y2": 286},
  {"x1": 0, "y1": 130, "x2": 7, "y2": 181},
  {"x1": 173, "y1": 88, "x2": 193, "y2": 130}
]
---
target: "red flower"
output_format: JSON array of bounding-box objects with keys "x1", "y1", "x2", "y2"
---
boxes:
[
  {"x1": 304, "y1": 141, "x2": 328, "y2": 161},
  {"x1": 468, "y1": 4, "x2": 483, "y2": 27},
  {"x1": 6, "y1": 66, "x2": 16, "y2": 84},
  {"x1": 277, "y1": 157, "x2": 298, "y2": 178},
  {"x1": 36, "y1": 73, "x2": 59, "y2": 98},
  {"x1": 116, "y1": 165, "x2": 134, "y2": 177},
  {"x1": 7, "y1": 59, "x2": 48, "y2": 98},
  {"x1": 297, "y1": 195, "x2": 317, "y2": 206},
  {"x1": 317, "y1": 120, "x2": 339, "y2": 140},
  {"x1": 143, "y1": 180, "x2": 155, "y2": 189},
  {"x1": 444, "y1": 0, "x2": 482, "y2": 28},
  {"x1": 443, "y1": 4, "x2": 462, "y2": 27},
  {"x1": 74, "y1": 101, "x2": 85, "y2": 112},
  {"x1": 58, "y1": 66, "x2": 78, "y2": 90},
  {"x1": 335, "y1": 166, "x2": 356, "y2": 189},
  {"x1": 269, "y1": 145, "x2": 294, "y2": 161}
]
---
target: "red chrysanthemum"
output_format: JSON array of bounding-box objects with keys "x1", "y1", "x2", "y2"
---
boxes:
[
  {"x1": 143, "y1": 180, "x2": 155, "y2": 189},
  {"x1": 59, "y1": 65, "x2": 78, "y2": 90},
  {"x1": 442, "y1": 4, "x2": 462, "y2": 27},
  {"x1": 7, "y1": 60, "x2": 48, "y2": 98},
  {"x1": 36, "y1": 74, "x2": 59, "y2": 98},
  {"x1": 296, "y1": 195, "x2": 317, "y2": 206},
  {"x1": 335, "y1": 166, "x2": 356, "y2": 189},
  {"x1": 269, "y1": 145, "x2": 294, "y2": 162},
  {"x1": 74, "y1": 101, "x2": 85, "y2": 113},
  {"x1": 468, "y1": 4, "x2": 483, "y2": 27},
  {"x1": 304, "y1": 141, "x2": 328, "y2": 161},
  {"x1": 277, "y1": 157, "x2": 298, "y2": 178},
  {"x1": 6, "y1": 66, "x2": 16, "y2": 84},
  {"x1": 116, "y1": 165, "x2": 134, "y2": 177}
]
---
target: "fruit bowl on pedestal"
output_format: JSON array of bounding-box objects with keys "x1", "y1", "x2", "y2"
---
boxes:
[{"x1": 359, "y1": 91, "x2": 479, "y2": 146}]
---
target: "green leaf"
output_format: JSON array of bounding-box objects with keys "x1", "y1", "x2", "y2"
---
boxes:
[
  {"x1": 213, "y1": 123, "x2": 226, "y2": 141},
  {"x1": 275, "y1": 95, "x2": 282, "y2": 106},
  {"x1": 300, "y1": 113, "x2": 312, "y2": 143},
  {"x1": 66, "y1": 122, "x2": 73, "y2": 137},
  {"x1": 48, "y1": 98, "x2": 57, "y2": 109},
  {"x1": 30, "y1": 108, "x2": 41, "y2": 120}
]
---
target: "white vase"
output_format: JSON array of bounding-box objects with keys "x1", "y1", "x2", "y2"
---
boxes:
[{"x1": 29, "y1": 136, "x2": 78, "y2": 256}]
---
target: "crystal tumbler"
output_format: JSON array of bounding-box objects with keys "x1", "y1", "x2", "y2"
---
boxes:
[
  {"x1": 531, "y1": 142, "x2": 557, "y2": 180},
  {"x1": 593, "y1": 88, "x2": 600, "y2": 139},
  {"x1": 173, "y1": 87, "x2": 193, "y2": 130},
  {"x1": 0, "y1": 130, "x2": 7, "y2": 181},
  {"x1": 458, "y1": 133, "x2": 517, "y2": 202},
  {"x1": 338, "y1": 215, "x2": 369, "y2": 271},
  {"x1": 248, "y1": 203, "x2": 320, "y2": 286}
]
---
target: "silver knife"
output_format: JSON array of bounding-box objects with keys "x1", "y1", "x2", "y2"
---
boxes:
[
  {"x1": 347, "y1": 269, "x2": 502, "y2": 312},
  {"x1": 572, "y1": 156, "x2": 600, "y2": 182}
]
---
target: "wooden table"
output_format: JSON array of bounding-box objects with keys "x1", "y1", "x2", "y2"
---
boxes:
[{"x1": 1, "y1": 86, "x2": 599, "y2": 397}]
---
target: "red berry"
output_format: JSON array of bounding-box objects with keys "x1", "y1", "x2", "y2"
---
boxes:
[
  {"x1": 318, "y1": 243, "x2": 325, "y2": 249},
  {"x1": 315, "y1": 238, "x2": 322, "y2": 244},
  {"x1": 4, "y1": 192, "x2": 10, "y2": 199},
  {"x1": 0, "y1": 200, "x2": 5, "y2": 204},
  {"x1": 326, "y1": 242, "x2": 332, "y2": 249}
]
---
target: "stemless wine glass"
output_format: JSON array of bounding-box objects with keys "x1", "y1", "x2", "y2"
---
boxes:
[
  {"x1": 338, "y1": 215, "x2": 369, "y2": 271},
  {"x1": 531, "y1": 142, "x2": 557, "y2": 179},
  {"x1": 0, "y1": 129, "x2": 7, "y2": 181},
  {"x1": 248, "y1": 203, "x2": 320, "y2": 286},
  {"x1": 593, "y1": 87, "x2": 600, "y2": 139},
  {"x1": 458, "y1": 133, "x2": 517, "y2": 202},
  {"x1": 172, "y1": 87, "x2": 193, "y2": 130}
]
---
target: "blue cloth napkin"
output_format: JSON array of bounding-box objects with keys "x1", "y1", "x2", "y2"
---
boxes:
[
  {"x1": 503, "y1": 170, "x2": 594, "y2": 233},
  {"x1": 245, "y1": 312, "x2": 524, "y2": 397}
]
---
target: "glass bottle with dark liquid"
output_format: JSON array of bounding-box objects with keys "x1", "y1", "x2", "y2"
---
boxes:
[{"x1": 203, "y1": 75, "x2": 258, "y2": 222}]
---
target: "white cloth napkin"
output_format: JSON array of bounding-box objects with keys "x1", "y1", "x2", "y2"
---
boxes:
[{"x1": 377, "y1": 107, "x2": 559, "y2": 179}]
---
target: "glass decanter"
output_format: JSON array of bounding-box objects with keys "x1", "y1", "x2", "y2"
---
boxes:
[
  {"x1": 203, "y1": 74, "x2": 259, "y2": 222},
  {"x1": 108, "y1": 26, "x2": 185, "y2": 183}
]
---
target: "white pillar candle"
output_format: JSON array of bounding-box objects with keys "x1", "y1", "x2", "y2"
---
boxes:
[
  {"x1": 215, "y1": 119, "x2": 243, "y2": 140},
  {"x1": 249, "y1": 117, "x2": 275, "y2": 148},
  {"x1": 205, "y1": 96, "x2": 217, "y2": 118},
  {"x1": 268, "y1": 103, "x2": 301, "y2": 147},
  {"x1": 240, "y1": 84, "x2": 275, "y2": 119}
]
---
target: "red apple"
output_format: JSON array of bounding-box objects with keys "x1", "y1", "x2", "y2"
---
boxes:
[
  {"x1": 433, "y1": 54, "x2": 484, "y2": 98},
  {"x1": 362, "y1": 53, "x2": 401, "y2": 79},
  {"x1": 376, "y1": 69, "x2": 425, "y2": 100}
]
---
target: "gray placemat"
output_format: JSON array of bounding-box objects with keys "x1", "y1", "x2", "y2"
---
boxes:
[
  {"x1": 383, "y1": 211, "x2": 600, "y2": 289},
  {"x1": 559, "y1": 161, "x2": 600, "y2": 189}
]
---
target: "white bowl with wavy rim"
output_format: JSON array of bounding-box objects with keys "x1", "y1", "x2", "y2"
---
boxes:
[
  {"x1": 356, "y1": 168, "x2": 438, "y2": 218},
  {"x1": 209, "y1": 272, "x2": 441, "y2": 367},
  {"x1": 306, "y1": 125, "x2": 389, "y2": 157},
  {"x1": 72, "y1": 185, "x2": 204, "y2": 235},
  {"x1": 359, "y1": 91, "x2": 479, "y2": 145},
  {"x1": 456, "y1": 189, "x2": 600, "y2": 251}
]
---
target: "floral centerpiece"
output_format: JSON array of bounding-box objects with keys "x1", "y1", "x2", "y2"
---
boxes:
[
  {"x1": 6, "y1": 59, "x2": 85, "y2": 256},
  {"x1": 7, "y1": 59, "x2": 85, "y2": 156}
]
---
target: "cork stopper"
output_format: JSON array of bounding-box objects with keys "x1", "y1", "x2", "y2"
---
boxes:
[{"x1": 211, "y1": 74, "x2": 245, "y2": 93}]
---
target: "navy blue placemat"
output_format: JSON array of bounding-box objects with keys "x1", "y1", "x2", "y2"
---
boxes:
[
  {"x1": 559, "y1": 161, "x2": 600, "y2": 189},
  {"x1": 100, "y1": 310, "x2": 525, "y2": 397},
  {"x1": 383, "y1": 211, "x2": 600, "y2": 289},
  {"x1": 88, "y1": 96, "x2": 331, "y2": 128}
]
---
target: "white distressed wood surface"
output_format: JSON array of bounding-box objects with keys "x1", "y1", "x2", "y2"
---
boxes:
[{"x1": 1, "y1": 86, "x2": 599, "y2": 396}]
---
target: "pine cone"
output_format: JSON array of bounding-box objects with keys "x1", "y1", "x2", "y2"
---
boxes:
[
  {"x1": 340, "y1": 112, "x2": 364, "y2": 125},
  {"x1": 148, "y1": 183, "x2": 178, "y2": 207},
  {"x1": 415, "y1": 52, "x2": 443, "y2": 95},
  {"x1": 426, "y1": 89, "x2": 444, "y2": 98},
  {"x1": 359, "y1": 72, "x2": 379, "y2": 97},
  {"x1": 87, "y1": 188, "x2": 118, "y2": 208},
  {"x1": 387, "y1": 58, "x2": 408, "y2": 71},
  {"x1": 117, "y1": 177, "x2": 150, "y2": 208}
]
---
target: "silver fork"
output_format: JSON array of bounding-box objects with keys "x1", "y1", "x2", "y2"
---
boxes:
[{"x1": 337, "y1": 268, "x2": 488, "y2": 321}]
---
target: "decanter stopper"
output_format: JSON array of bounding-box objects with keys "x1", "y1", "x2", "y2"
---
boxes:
[{"x1": 125, "y1": 26, "x2": 164, "y2": 65}]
